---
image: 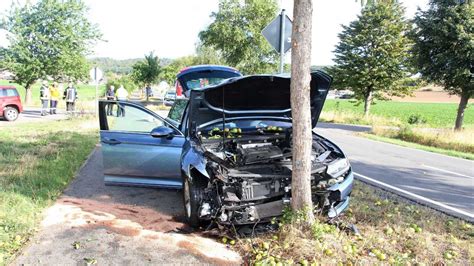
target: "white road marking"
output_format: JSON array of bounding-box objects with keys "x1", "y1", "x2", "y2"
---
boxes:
[
  {"x1": 422, "y1": 164, "x2": 474, "y2": 179},
  {"x1": 353, "y1": 172, "x2": 474, "y2": 219}
]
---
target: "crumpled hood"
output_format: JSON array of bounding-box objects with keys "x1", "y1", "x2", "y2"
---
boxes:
[{"x1": 188, "y1": 71, "x2": 332, "y2": 129}]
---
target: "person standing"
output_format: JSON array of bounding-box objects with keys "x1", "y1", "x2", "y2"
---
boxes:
[
  {"x1": 106, "y1": 85, "x2": 115, "y2": 115},
  {"x1": 39, "y1": 81, "x2": 50, "y2": 116},
  {"x1": 64, "y1": 83, "x2": 79, "y2": 113},
  {"x1": 115, "y1": 85, "x2": 128, "y2": 117},
  {"x1": 49, "y1": 82, "x2": 60, "y2": 114}
]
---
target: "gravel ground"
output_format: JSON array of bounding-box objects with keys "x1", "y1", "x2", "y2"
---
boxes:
[{"x1": 13, "y1": 147, "x2": 241, "y2": 265}]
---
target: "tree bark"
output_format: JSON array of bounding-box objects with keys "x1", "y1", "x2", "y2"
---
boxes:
[
  {"x1": 290, "y1": 0, "x2": 314, "y2": 224},
  {"x1": 25, "y1": 83, "x2": 33, "y2": 106},
  {"x1": 454, "y1": 90, "x2": 469, "y2": 131},
  {"x1": 363, "y1": 89, "x2": 373, "y2": 118}
]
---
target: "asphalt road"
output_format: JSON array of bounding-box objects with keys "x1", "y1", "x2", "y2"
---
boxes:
[{"x1": 315, "y1": 123, "x2": 474, "y2": 222}]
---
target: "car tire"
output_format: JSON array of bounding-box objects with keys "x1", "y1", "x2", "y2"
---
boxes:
[
  {"x1": 4, "y1": 107, "x2": 19, "y2": 121},
  {"x1": 183, "y1": 176, "x2": 206, "y2": 228}
]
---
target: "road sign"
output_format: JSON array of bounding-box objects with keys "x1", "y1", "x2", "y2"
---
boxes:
[
  {"x1": 89, "y1": 67, "x2": 103, "y2": 84},
  {"x1": 262, "y1": 9, "x2": 292, "y2": 73},
  {"x1": 262, "y1": 11, "x2": 292, "y2": 53}
]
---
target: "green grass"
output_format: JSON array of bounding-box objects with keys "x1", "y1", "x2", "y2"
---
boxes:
[
  {"x1": 0, "y1": 79, "x2": 106, "y2": 107},
  {"x1": 322, "y1": 99, "x2": 474, "y2": 128},
  {"x1": 0, "y1": 119, "x2": 97, "y2": 264},
  {"x1": 361, "y1": 133, "x2": 474, "y2": 160},
  {"x1": 237, "y1": 181, "x2": 473, "y2": 264}
]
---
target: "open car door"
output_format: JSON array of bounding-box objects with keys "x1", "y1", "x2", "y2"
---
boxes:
[{"x1": 98, "y1": 101, "x2": 184, "y2": 188}]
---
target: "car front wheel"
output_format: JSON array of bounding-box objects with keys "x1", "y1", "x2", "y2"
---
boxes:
[
  {"x1": 183, "y1": 177, "x2": 205, "y2": 228},
  {"x1": 4, "y1": 107, "x2": 19, "y2": 121}
]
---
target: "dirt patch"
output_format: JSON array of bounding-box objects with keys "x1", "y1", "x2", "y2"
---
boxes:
[
  {"x1": 391, "y1": 91, "x2": 472, "y2": 103},
  {"x1": 60, "y1": 197, "x2": 188, "y2": 233}
]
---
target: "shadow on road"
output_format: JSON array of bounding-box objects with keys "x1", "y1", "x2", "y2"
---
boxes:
[{"x1": 317, "y1": 122, "x2": 371, "y2": 132}]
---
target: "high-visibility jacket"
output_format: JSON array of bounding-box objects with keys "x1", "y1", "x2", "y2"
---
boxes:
[{"x1": 50, "y1": 86, "x2": 60, "y2": 101}]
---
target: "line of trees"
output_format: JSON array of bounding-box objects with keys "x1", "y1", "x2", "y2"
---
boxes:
[
  {"x1": 329, "y1": 0, "x2": 473, "y2": 130},
  {"x1": 0, "y1": 0, "x2": 101, "y2": 105}
]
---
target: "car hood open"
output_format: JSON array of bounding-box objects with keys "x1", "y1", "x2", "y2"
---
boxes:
[{"x1": 188, "y1": 71, "x2": 332, "y2": 130}]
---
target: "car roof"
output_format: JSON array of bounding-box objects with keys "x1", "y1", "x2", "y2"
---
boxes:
[
  {"x1": 176, "y1": 65, "x2": 241, "y2": 78},
  {"x1": 0, "y1": 85, "x2": 17, "y2": 89}
]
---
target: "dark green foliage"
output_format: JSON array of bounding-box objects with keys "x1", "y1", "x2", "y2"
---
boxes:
[
  {"x1": 329, "y1": 3, "x2": 413, "y2": 115},
  {"x1": 131, "y1": 52, "x2": 161, "y2": 87},
  {"x1": 410, "y1": 0, "x2": 473, "y2": 129},
  {"x1": 407, "y1": 114, "x2": 427, "y2": 125},
  {"x1": 199, "y1": 0, "x2": 279, "y2": 74},
  {"x1": 0, "y1": 0, "x2": 101, "y2": 103}
]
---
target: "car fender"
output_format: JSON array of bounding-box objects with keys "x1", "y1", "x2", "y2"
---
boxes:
[{"x1": 181, "y1": 145, "x2": 209, "y2": 181}]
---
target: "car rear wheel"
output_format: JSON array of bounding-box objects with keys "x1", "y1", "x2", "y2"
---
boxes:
[
  {"x1": 183, "y1": 177, "x2": 206, "y2": 228},
  {"x1": 4, "y1": 107, "x2": 19, "y2": 121}
]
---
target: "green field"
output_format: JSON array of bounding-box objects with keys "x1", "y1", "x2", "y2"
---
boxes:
[
  {"x1": 0, "y1": 80, "x2": 105, "y2": 106},
  {"x1": 321, "y1": 99, "x2": 474, "y2": 128}
]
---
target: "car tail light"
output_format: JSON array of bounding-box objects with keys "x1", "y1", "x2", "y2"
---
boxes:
[{"x1": 176, "y1": 81, "x2": 183, "y2": 97}]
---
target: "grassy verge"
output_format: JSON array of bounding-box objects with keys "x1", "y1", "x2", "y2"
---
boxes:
[
  {"x1": 0, "y1": 118, "x2": 97, "y2": 264},
  {"x1": 321, "y1": 99, "x2": 474, "y2": 128},
  {"x1": 235, "y1": 181, "x2": 473, "y2": 264},
  {"x1": 362, "y1": 132, "x2": 474, "y2": 160}
]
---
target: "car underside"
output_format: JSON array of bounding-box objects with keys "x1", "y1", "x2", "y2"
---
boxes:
[{"x1": 184, "y1": 127, "x2": 353, "y2": 226}]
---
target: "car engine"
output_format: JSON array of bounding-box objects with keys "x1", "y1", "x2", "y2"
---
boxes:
[{"x1": 194, "y1": 127, "x2": 351, "y2": 225}]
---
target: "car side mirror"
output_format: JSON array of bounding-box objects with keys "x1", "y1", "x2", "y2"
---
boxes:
[{"x1": 150, "y1": 126, "x2": 174, "y2": 139}]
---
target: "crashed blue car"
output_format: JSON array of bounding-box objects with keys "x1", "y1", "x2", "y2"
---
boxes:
[{"x1": 98, "y1": 71, "x2": 353, "y2": 227}]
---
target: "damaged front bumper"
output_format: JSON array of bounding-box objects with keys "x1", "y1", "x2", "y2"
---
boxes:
[
  {"x1": 212, "y1": 171, "x2": 354, "y2": 225},
  {"x1": 327, "y1": 171, "x2": 353, "y2": 218}
]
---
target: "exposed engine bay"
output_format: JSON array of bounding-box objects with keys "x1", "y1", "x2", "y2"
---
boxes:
[{"x1": 193, "y1": 126, "x2": 352, "y2": 225}]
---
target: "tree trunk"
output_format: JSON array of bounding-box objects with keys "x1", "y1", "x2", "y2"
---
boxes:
[
  {"x1": 454, "y1": 91, "x2": 469, "y2": 131},
  {"x1": 363, "y1": 90, "x2": 373, "y2": 118},
  {"x1": 290, "y1": 0, "x2": 314, "y2": 224},
  {"x1": 25, "y1": 83, "x2": 33, "y2": 106}
]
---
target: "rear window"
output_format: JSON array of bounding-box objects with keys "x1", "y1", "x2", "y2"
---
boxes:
[{"x1": 0, "y1": 89, "x2": 19, "y2": 97}]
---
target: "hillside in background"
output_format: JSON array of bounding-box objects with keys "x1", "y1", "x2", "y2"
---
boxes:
[{"x1": 89, "y1": 57, "x2": 172, "y2": 74}]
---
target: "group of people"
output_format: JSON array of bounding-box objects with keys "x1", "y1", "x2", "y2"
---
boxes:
[
  {"x1": 39, "y1": 81, "x2": 79, "y2": 116},
  {"x1": 105, "y1": 85, "x2": 129, "y2": 117}
]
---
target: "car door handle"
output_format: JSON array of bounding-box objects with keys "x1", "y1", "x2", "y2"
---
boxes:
[{"x1": 102, "y1": 138, "x2": 121, "y2": 145}]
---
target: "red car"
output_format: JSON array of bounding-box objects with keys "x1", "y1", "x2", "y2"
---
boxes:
[{"x1": 0, "y1": 85, "x2": 23, "y2": 121}]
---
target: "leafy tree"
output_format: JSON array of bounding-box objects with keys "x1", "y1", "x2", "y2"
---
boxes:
[
  {"x1": 199, "y1": 0, "x2": 279, "y2": 74},
  {"x1": 410, "y1": 0, "x2": 473, "y2": 130},
  {"x1": 330, "y1": 3, "x2": 413, "y2": 116},
  {"x1": 0, "y1": 0, "x2": 101, "y2": 104},
  {"x1": 131, "y1": 52, "x2": 161, "y2": 101}
]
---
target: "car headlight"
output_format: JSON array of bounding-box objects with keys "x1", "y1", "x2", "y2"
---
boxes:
[{"x1": 326, "y1": 158, "x2": 350, "y2": 178}]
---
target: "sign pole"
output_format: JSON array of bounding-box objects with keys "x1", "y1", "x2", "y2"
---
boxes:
[
  {"x1": 279, "y1": 9, "x2": 285, "y2": 73},
  {"x1": 94, "y1": 67, "x2": 98, "y2": 118}
]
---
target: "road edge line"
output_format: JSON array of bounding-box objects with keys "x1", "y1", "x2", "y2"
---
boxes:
[{"x1": 353, "y1": 172, "x2": 474, "y2": 220}]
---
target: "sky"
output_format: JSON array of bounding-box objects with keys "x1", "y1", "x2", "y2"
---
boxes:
[{"x1": 0, "y1": 0, "x2": 429, "y2": 66}]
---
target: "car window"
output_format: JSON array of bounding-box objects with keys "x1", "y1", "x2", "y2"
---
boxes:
[
  {"x1": 0, "y1": 90, "x2": 5, "y2": 97},
  {"x1": 168, "y1": 99, "x2": 188, "y2": 123},
  {"x1": 185, "y1": 77, "x2": 227, "y2": 90},
  {"x1": 5, "y1": 89, "x2": 19, "y2": 97},
  {"x1": 106, "y1": 103, "x2": 165, "y2": 133}
]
